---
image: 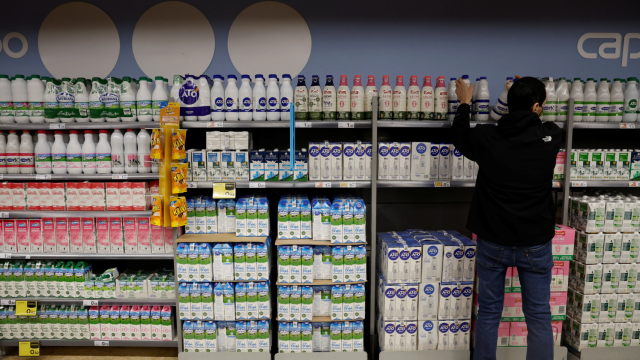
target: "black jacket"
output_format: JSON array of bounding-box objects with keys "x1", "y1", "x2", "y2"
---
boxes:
[{"x1": 452, "y1": 104, "x2": 562, "y2": 247}]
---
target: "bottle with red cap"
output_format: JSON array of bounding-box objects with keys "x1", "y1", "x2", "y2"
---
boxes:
[
  {"x1": 19, "y1": 130, "x2": 34, "y2": 174},
  {"x1": 337, "y1": 75, "x2": 351, "y2": 120},
  {"x1": 322, "y1": 76, "x2": 336, "y2": 120},
  {"x1": 393, "y1": 76, "x2": 407, "y2": 120},
  {"x1": 124, "y1": 129, "x2": 138, "y2": 174},
  {"x1": 351, "y1": 75, "x2": 365, "y2": 120},
  {"x1": 35, "y1": 130, "x2": 52, "y2": 174},
  {"x1": 407, "y1": 75, "x2": 420, "y2": 119},
  {"x1": 111, "y1": 129, "x2": 124, "y2": 174},
  {"x1": 82, "y1": 130, "x2": 96, "y2": 174},
  {"x1": 51, "y1": 130, "x2": 67, "y2": 174},
  {"x1": 96, "y1": 130, "x2": 112, "y2": 174},
  {"x1": 67, "y1": 130, "x2": 82, "y2": 174},
  {"x1": 6, "y1": 130, "x2": 19, "y2": 174},
  {"x1": 434, "y1": 76, "x2": 448, "y2": 120},
  {"x1": 364, "y1": 76, "x2": 377, "y2": 120},
  {"x1": 379, "y1": 75, "x2": 393, "y2": 119},
  {"x1": 421, "y1": 76, "x2": 435, "y2": 120}
]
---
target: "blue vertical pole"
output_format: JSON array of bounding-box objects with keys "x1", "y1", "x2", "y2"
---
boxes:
[{"x1": 290, "y1": 104, "x2": 295, "y2": 171}]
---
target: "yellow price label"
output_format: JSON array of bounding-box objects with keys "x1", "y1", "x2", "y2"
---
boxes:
[
  {"x1": 16, "y1": 300, "x2": 37, "y2": 316},
  {"x1": 19, "y1": 341, "x2": 39, "y2": 356},
  {"x1": 212, "y1": 183, "x2": 236, "y2": 199},
  {"x1": 160, "y1": 102, "x2": 180, "y2": 124}
]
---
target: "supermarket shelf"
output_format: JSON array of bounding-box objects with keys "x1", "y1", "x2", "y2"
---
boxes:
[
  {"x1": 0, "y1": 339, "x2": 178, "y2": 347},
  {"x1": 276, "y1": 279, "x2": 367, "y2": 286},
  {"x1": 275, "y1": 352, "x2": 367, "y2": 360},
  {"x1": 496, "y1": 346, "x2": 567, "y2": 360},
  {"x1": 379, "y1": 350, "x2": 469, "y2": 360},
  {"x1": 177, "y1": 234, "x2": 268, "y2": 243},
  {"x1": 187, "y1": 181, "x2": 371, "y2": 188},
  {"x1": 2, "y1": 210, "x2": 152, "y2": 218},
  {"x1": 277, "y1": 316, "x2": 360, "y2": 322},
  {"x1": 0, "y1": 174, "x2": 158, "y2": 181},
  {"x1": 0, "y1": 253, "x2": 174, "y2": 260},
  {"x1": 0, "y1": 298, "x2": 175, "y2": 306},
  {"x1": 275, "y1": 239, "x2": 367, "y2": 246},
  {"x1": 0, "y1": 122, "x2": 159, "y2": 131},
  {"x1": 181, "y1": 121, "x2": 371, "y2": 128},
  {"x1": 567, "y1": 346, "x2": 637, "y2": 360},
  {"x1": 569, "y1": 180, "x2": 637, "y2": 187},
  {"x1": 573, "y1": 122, "x2": 637, "y2": 129},
  {"x1": 377, "y1": 180, "x2": 476, "y2": 188},
  {"x1": 182, "y1": 352, "x2": 271, "y2": 360}
]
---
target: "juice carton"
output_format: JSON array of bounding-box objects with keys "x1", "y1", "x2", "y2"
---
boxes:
[
  {"x1": 16, "y1": 219, "x2": 29, "y2": 252},
  {"x1": 123, "y1": 217, "x2": 138, "y2": 253},
  {"x1": 150, "y1": 305, "x2": 162, "y2": 340},
  {"x1": 109, "y1": 217, "x2": 123, "y2": 253},
  {"x1": 29, "y1": 219, "x2": 43, "y2": 252},
  {"x1": 129, "y1": 305, "x2": 141, "y2": 340},
  {"x1": 81, "y1": 217, "x2": 96, "y2": 253},
  {"x1": 68, "y1": 218, "x2": 82, "y2": 253},
  {"x1": 140, "y1": 305, "x2": 151, "y2": 340},
  {"x1": 96, "y1": 218, "x2": 110, "y2": 253}
]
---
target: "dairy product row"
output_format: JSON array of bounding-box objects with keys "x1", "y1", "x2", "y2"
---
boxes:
[
  {"x1": 185, "y1": 196, "x2": 270, "y2": 236},
  {"x1": 472, "y1": 291, "x2": 568, "y2": 322},
  {"x1": 574, "y1": 232, "x2": 640, "y2": 264},
  {"x1": 378, "y1": 317, "x2": 471, "y2": 351},
  {"x1": 278, "y1": 321, "x2": 364, "y2": 353},
  {"x1": 563, "y1": 317, "x2": 640, "y2": 349},
  {"x1": 569, "y1": 261, "x2": 637, "y2": 295},
  {"x1": 178, "y1": 281, "x2": 270, "y2": 321},
  {"x1": 205, "y1": 131, "x2": 252, "y2": 151},
  {"x1": 377, "y1": 230, "x2": 477, "y2": 284},
  {"x1": 188, "y1": 149, "x2": 252, "y2": 181},
  {"x1": 183, "y1": 320, "x2": 271, "y2": 353},
  {"x1": 0, "y1": 304, "x2": 173, "y2": 341},
  {"x1": 278, "y1": 195, "x2": 366, "y2": 243},
  {"x1": 176, "y1": 242, "x2": 270, "y2": 282},
  {"x1": 0, "y1": 181, "x2": 153, "y2": 211},
  {"x1": 495, "y1": 261, "x2": 570, "y2": 294},
  {"x1": 307, "y1": 142, "x2": 372, "y2": 181},
  {"x1": 277, "y1": 245, "x2": 367, "y2": 283},
  {"x1": 378, "y1": 143, "x2": 478, "y2": 181},
  {"x1": 277, "y1": 284, "x2": 365, "y2": 322},
  {"x1": 0, "y1": 217, "x2": 172, "y2": 254},
  {"x1": 567, "y1": 290, "x2": 640, "y2": 324},
  {"x1": 470, "y1": 320, "x2": 563, "y2": 348},
  {"x1": 570, "y1": 195, "x2": 640, "y2": 233},
  {"x1": 569, "y1": 149, "x2": 637, "y2": 180}
]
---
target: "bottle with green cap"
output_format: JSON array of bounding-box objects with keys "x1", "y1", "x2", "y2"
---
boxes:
[
  {"x1": 570, "y1": 78, "x2": 584, "y2": 122},
  {"x1": 137, "y1": 77, "x2": 152, "y2": 121},
  {"x1": 104, "y1": 77, "x2": 122, "y2": 122},
  {"x1": 44, "y1": 78, "x2": 61, "y2": 123},
  {"x1": 152, "y1": 76, "x2": 168, "y2": 121},
  {"x1": 610, "y1": 78, "x2": 624, "y2": 122},
  {"x1": 89, "y1": 77, "x2": 105, "y2": 122},
  {"x1": 58, "y1": 77, "x2": 76, "y2": 123},
  {"x1": 120, "y1": 77, "x2": 137, "y2": 122},
  {"x1": 584, "y1": 78, "x2": 597, "y2": 122},
  {"x1": 74, "y1": 78, "x2": 89, "y2": 122},
  {"x1": 596, "y1": 78, "x2": 611, "y2": 121},
  {"x1": 12, "y1": 75, "x2": 28, "y2": 123},
  {"x1": 623, "y1": 77, "x2": 639, "y2": 122},
  {"x1": 28, "y1": 74, "x2": 45, "y2": 123},
  {"x1": 0, "y1": 75, "x2": 14, "y2": 123}
]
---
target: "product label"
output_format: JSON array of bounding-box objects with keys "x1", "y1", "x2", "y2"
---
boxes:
[
  {"x1": 36, "y1": 153, "x2": 52, "y2": 168},
  {"x1": 240, "y1": 96, "x2": 252, "y2": 112},
  {"x1": 544, "y1": 101, "x2": 557, "y2": 116},
  {"x1": 52, "y1": 153, "x2": 66, "y2": 168},
  {"x1": 101, "y1": 93, "x2": 122, "y2": 118},
  {"x1": 97, "y1": 153, "x2": 112, "y2": 168},
  {"x1": 625, "y1": 99, "x2": 638, "y2": 114},
  {"x1": 29, "y1": 102, "x2": 44, "y2": 116},
  {"x1": 83, "y1": 154, "x2": 96, "y2": 167},
  {"x1": 67, "y1": 153, "x2": 82, "y2": 168},
  {"x1": 212, "y1": 97, "x2": 224, "y2": 112},
  {"x1": 573, "y1": 101, "x2": 584, "y2": 116},
  {"x1": 596, "y1": 103, "x2": 610, "y2": 117},
  {"x1": 44, "y1": 102, "x2": 58, "y2": 118},
  {"x1": 13, "y1": 102, "x2": 29, "y2": 117},
  {"x1": 20, "y1": 153, "x2": 34, "y2": 167},
  {"x1": 558, "y1": 100, "x2": 569, "y2": 115},
  {"x1": 267, "y1": 96, "x2": 278, "y2": 112},
  {"x1": 121, "y1": 101, "x2": 135, "y2": 117},
  {"x1": 610, "y1": 101, "x2": 624, "y2": 116},
  {"x1": 137, "y1": 100, "x2": 152, "y2": 116},
  {"x1": 0, "y1": 101, "x2": 14, "y2": 117},
  {"x1": 6, "y1": 153, "x2": 19, "y2": 167},
  {"x1": 75, "y1": 102, "x2": 89, "y2": 118},
  {"x1": 152, "y1": 101, "x2": 168, "y2": 115},
  {"x1": 90, "y1": 101, "x2": 104, "y2": 118}
]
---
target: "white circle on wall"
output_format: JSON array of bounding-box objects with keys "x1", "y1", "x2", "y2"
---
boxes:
[
  {"x1": 133, "y1": 1, "x2": 215, "y2": 80},
  {"x1": 228, "y1": 1, "x2": 311, "y2": 76},
  {"x1": 39, "y1": 2, "x2": 120, "y2": 78},
  {"x1": 3, "y1": 33, "x2": 27, "y2": 58}
]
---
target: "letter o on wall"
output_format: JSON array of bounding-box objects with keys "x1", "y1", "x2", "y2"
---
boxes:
[{"x1": 3, "y1": 32, "x2": 28, "y2": 58}]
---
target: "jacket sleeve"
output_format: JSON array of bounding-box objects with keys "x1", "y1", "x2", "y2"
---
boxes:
[{"x1": 451, "y1": 103, "x2": 482, "y2": 161}]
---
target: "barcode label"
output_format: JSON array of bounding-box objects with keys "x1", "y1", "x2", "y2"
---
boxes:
[
  {"x1": 500, "y1": 337, "x2": 508, "y2": 346},
  {"x1": 559, "y1": 305, "x2": 565, "y2": 314}
]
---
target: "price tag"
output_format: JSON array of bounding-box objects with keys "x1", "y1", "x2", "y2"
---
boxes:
[
  {"x1": 94, "y1": 341, "x2": 110, "y2": 346},
  {"x1": 315, "y1": 182, "x2": 332, "y2": 188},
  {"x1": 571, "y1": 181, "x2": 588, "y2": 187},
  {"x1": 207, "y1": 122, "x2": 224, "y2": 128},
  {"x1": 1, "y1": 299, "x2": 15, "y2": 305},
  {"x1": 35, "y1": 174, "x2": 51, "y2": 180},
  {"x1": 295, "y1": 122, "x2": 311, "y2": 128},
  {"x1": 338, "y1": 122, "x2": 355, "y2": 128},
  {"x1": 83, "y1": 300, "x2": 99, "y2": 306},
  {"x1": 620, "y1": 123, "x2": 636, "y2": 129},
  {"x1": 187, "y1": 182, "x2": 198, "y2": 189},
  {"x1": 249, "y1": 182, "x2": 266, "y2": 188},
  {"x1": 0, "y1": 253, "x2": 11, "y2": 259},
  {"x1": 112, "y1": 174, "x2": 128, "y2": 180},
  {"x1": 0, "y1": 174, "x2": 4, "y2": 180},
  {"x1": 212, "y1": 183, "x2": 236, "y2": 199},
  {"x1": 49, "y1": 123, "x2": 65, "y2": 130},
  {"x1": 16, "y1": 300, "x2": 37, "y2": 316},
  {"x1": 0, "y1": 213, "x2": 8, "y2": 218},
  {"x1": 434, "y1": 181, "x2": 450, "y2": 187},
  {"x1": 19, "y1": 341, "x2": 39, "y2": 356},
  {"x1": 629, "y1": 181, "x2": 640, "y2": 187},
  {"x1": 340, "y1": 182, "x2": 356, "y2": 188}
]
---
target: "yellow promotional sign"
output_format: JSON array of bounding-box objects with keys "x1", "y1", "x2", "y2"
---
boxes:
[
  {"x1": 212, "y1": 183, "x2": 236, "y2": 199},
  {"x1": 160, "y1": 102, "x2": 180, "y2": 124},
  {"x1": 19, "y1": 342, "x2": 40, "y2": 356},
  {"x1": 16, "y1": 301, "x2": 37, "y2": 316}
]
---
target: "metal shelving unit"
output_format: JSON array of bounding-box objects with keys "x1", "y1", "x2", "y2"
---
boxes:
[
  {"x1": 0, "y1": 122, "x2": 159, "y2": 131},
  {"x1": 0, "y1": 253, "x2": 173, "y2": 260},
  {"x1": 276, "y1": 279, "x2": 366, "y2": 286},
  {"x1": 187, "y1": 181, "x2": 372, "y2": 188},
  {"x1": 573, "y1": 122, "x2": 639, "y2": 129},
  {"x1": 569, "y1": 180, "x2": 638, "y2": 187},
  {"x1": 377, "y1": 120, "x2": 566, "y2": 129},
  {"x1": 0, "y1": 174, "x2": 158, "y2": 181},
  {"x1": 0, "y1": 339, "x2": 177, "y2": 347},
  {"x1": 274, "y1": 239, "x2": 367, "y2": 246},
  {"x1": 181, "y1": 120, "x2": 371, "y2": 128},
  {"x1": 0, "y1": 298, "x2": 175, "y2": 306},
  {"x1": 2, "y1": 210, "x2": 152, "y2": 218},
  {"x1": 177, "y1": 234, "x2": 268, "y2": 243}
]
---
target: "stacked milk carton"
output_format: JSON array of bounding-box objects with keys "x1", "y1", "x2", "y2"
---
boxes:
[
  {"x1": 200, "y1": 131, "x2": 252, "y2": 181},
  {"x1": 178, "y1": 281, "x2": 271, "y2": 321},
  {"x1": 116, "y1": 269, "x2": 175, "y2": 300},
  {"x1": 377, "y1": 230, "x2": 475, "y2": 351},
  {"x1": 377, "y1": 143, "x2": 478, "y2": 181},
  {"x1": 278, "y1": 321, "x2": 365, "y2": 353},
  {"x1": 185, "y1": 195, "x2": 270, "y2": 237},
  {"x1": 277, "y1": 245, "x2": 367, "y2": 284},
  {"x1": 183, "y1": 320, "x2": 271, "y2": 353},
  {"x1": 562, "y1": 206, "x2": 640, "y2": 350},
  {"x1": 276, "y1": 284, "x2": 365, "y2": 321},
  {"x1": 569, "y1": 149, "x2": 634, "y2": 180},
  {"x1": 0, "y1": 260, "x2": 91, "y2": 298},
  {"x1": 249, "y1": 148, "x2": 308, "y2": 182},
  {"x1": 308, "y1": 141, "x2": 372, "y2": 181}
]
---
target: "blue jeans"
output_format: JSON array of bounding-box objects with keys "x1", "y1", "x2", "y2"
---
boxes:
[{"x1": 473, "y1": 238, "x2": 554, "y2": 360}]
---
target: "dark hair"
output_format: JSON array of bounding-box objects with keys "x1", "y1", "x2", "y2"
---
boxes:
[{"x1": 507, "y1": 77, "x2": 547, "y2": 112}]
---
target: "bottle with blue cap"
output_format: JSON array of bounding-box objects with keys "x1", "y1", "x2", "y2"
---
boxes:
[
  {"x1": 266, "y1": 74, "x2": 280, "y2": 121},
  {"x1": 210, "y1": 75, "x2": 225, "y2": 121},
  {"x1": 280, "y1": 74, "x2": 293, "y2": 120},
  {"x1": 308, "y1": 75, "x2": 322, "y2": 120},
  {"x1": 294, "y1": 75, "x2": 308, "y2": 120},
  {"x1": 474, "y1": 77, "x2": 490, "y2": 121},
  {"x1": 322, "y1": 76, "x2": 337, "y2": 120},
  {"x1": 253, "y1": 74, "x2": 266, "y2": 121},
  {"x1": 225, "y1": 75, "x2": 239, "y2": 121},
  {"x1": 239, "y1": 75, "x2": 253, "y2": 121},
  {"x1": 491, "y1": 77, "x2": 512, "y2": 120}
]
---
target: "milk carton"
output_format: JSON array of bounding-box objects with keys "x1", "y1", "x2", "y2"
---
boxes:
[
  {"x1": 204, "y1": 321, "x2": 217, "y2": 352},
  {"x1": 205, "y1": 151, "x2": 221, "y2": 181},
  {"x1": 410, "y1": 142, "x2": 430, "y2": 180},
  {"x1": 263, "y1": 149, "x2": 278, "y2": 181},
  {"x1": 301, "y1": 245, "x2": 314, "y2": 283},
  {"x1": 438, "y1": 144, "x2": 451, "y2": 179},
  {"x1": 290, "y1": 245, "x2": 302, "y2": 283},
  {"x1": 418, "y1": 320, "x2": 437, "y2": 350},
  {"x1": 441, "y1": 239, "x2": 464, "y2": 283},
  {"x1": 378, "y1": 142, "x2": 390, "y2": 180},
  {"x1": 257, "y1": 197, "x2": 269, "y2": 236},
  {"x1": 332, "y1": 246, "x2": 344, "y2": 282},
  {"x1": 223, "y1": 282, "x2": 235, "y2": 321},
  {"x1": 289, "y1": 286, "x2": 301, "y2": 321},
  {"x1": 68, "y1": 218, "x2": 82, "y2": 253},
  {"x1": 618, "y1": 150, "x2": 631, "y2": 180},
  {"x1": 603, "y1": 233, "x2": 622, "y2": 264},
  {"x1": 508, "y1": 322, "x2": 528, "y2": 347},
  {"x1": 575, "y1": 263, "x2": 603, "y2": 294},
  {"x1": 604, "y1": 201, "x2": 624, "y2": 234},
  {"x1": 123, "y1": 217, "x2": 137, "y2": 253},
  {"x1": 277, "y1": 286, "x2": 289, "y2": 321},
  {"x1": 278, "y1": 246, "x2": 290, "y2": 283},
  {"x1": 576, "y1": 232, "x2": 604, "y2": 264},
  {"x1": 418, "y1": 282, "x2": 439, "y2": 320},
  {"x1": 618, "y1": 263, "x2": 637, "y2": 293},
  {"x1": 294, "y1": 150, "x2": 308, "y2": 181},
  {"x1": 300, "y1": 200, "x2": 312, "y2": 239},
  {"x1": 420, "y1": 240, "x2": 444, "y2": 282},
  {"x1": 601, "y1": 263, "x2": 620, "y2": 294},
  {"x1": 597, "y1": 322, "x2": 615, "y2": 347},
  {"x1": 331, "y1": 285, "x2": 343, "y2": 321},
  {"x1": 278, "y1": 322, "x2": 290, "y2": 353},
  {"x1": 589, "y1": 149, "x2": 604, "y2": 179},
  {"x1": 330, "y1": 202, "x2": 343, "y2": 244},
  {"x1": 108, "y1": 217, "x2": 123, "y2": 253},
  {"x1": 246, "y1": 198, "x2": 258, "y2": 236},
  {"x1": 29, "y1": 219, "x2": 43, "y2": 252},
  {"x1": 249, "y1": 150, "x2": 265, "y2": 181},
  {"x1": 289, "y1": 200, "x2": 301, "y2": 239}
]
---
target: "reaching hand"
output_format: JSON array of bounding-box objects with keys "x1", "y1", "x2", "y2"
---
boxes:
[
  {"x1": 455, "y1": 78, "x2": 474, "y2": 105},
  {"x1": 506, "y1": 75, "x2": 522, "y2": 90}
]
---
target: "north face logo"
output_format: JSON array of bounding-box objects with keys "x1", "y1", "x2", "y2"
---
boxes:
[{"x1": 542, "y1": 136, "x2": 551, "y2": 142}]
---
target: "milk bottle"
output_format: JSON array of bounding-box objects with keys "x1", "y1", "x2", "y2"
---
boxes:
[
  {"x1": 623, "y1": 77, "x2": 639, "y2": 122},
  {"x1": 406, "y1": 75, "x2": 420, "y2": 120},
  {"x1": 57, "y1": 77, "x2": 76, "y2": 123},
  {"x1": 610, "y1": 79, "x2": 624, "y2": 122},
  {"x1": 0, "y1": 132, "x2": 6, "y2": 174},
  {"x1": 89, "y1": 78, "x2": 105, "y2": 122},
  {"x1": 28, "y1": 75, "x2": 45, "y2": 123},
  {"x1": 152, "y1": 76, "x2": 168, "y2": 121},
  {"x1": 364, "y1": 75, "x2": 377, "y2": 120},
  {"x1": 104, "y1": 77, "x2": 122, "y2": 122},
  {"x1": 74, "y1": 78, "x2": 90, "y2": 122},
  {"x1": 82, "y1": 130, "x2": 96, "y2": 175},
  {"x1": 198, "y1": 76, "x2": 212, "y2": 121},
  {"x1": 266, "y1": 74, "x2": 280, "y2": 121},
  {"x1": 491, "y1": 77, "x2": 512, "y2": 120},
  {"x1": 253, "y1": 74, "x2": 267, "y2": 121},
  {"x1": 44, "y1": 79, "x2": 60, "y2": 123},
  {"x1": 393, "y1": 76, "x2": 407, "y2": 120},
  {"x1": 137, "y1": 129, "x2": 151, "y2": 173},
  {"x1": 96, "y1": 130, "x2": 112, "y2": 174},
  {"x1": 351, "y1": 75, "x2": 365, "y2": 120},
  {"x1": 120, "y1": 77, "x2": 137, "y2": 122},
  {"x1": 12, "y1": 75, "x2": 29, "y2": 123},
  {"x1": 448, "y1": 78, "x2": 458, "y2": 121},
  {"x1": 474, "y1": 77, "x2": 490, "y2": 121},
  {"x1": 420, "y1": 76, "x2": 435, "y2": 120},
  {"x1": 336, "y1": 75, "x2": 350, "y2": 120},
  {"x1": 379, "y1": 75, "x2": 393, "y2": 119},
  {"x1": 35, "y1": 130, "x2": 52, "y2": 174},
  {"x1": 571, "y1": 79, "x2": 585, "y2": 122},
  {"x1": 225, "y1": 75, "x2": 239, "y2": 121},
  {"x1": 238, "y1": 75, "x2": 253, "y2": 121},
  {"x1": 180, "y1": 75, "x2": 197, "y2": 121},
  {"x1": 20, "y1": 130, "x2": 34, "y2": 174},
  {"x1": 136, "y1": 77, "x2": 152, "y2": 121},
  {"x1": 124, "y1": 129, "x2": 138, "y2": 174},
  {"x1": 471, "y1": 78, "x2": 479, "y2": 116},
  {"x1": 66, "y1": 130, "x2": 82, "y2": 174},
  {"x1": 110, "y1": 129, "x2": 124, "y2": 174},
  {"x1": 279, "y1": 74, "x2": 292, "y2": 120},
  {"x1": 211, "y1": 75, "x2": 225, "y2": 121},
  {"x1": 295, "y1": 76, "x2": 309, "y2": 120},
  {"x1": 322, "y1": 76, "x2": 337, "y2": 120},
  {"x1": 596, "y1": 79, "x2": 611, "y2": 122},
  {"x1": 556, "y1": 78, "x2": 570, "y2": 122},
  {"x1": 52, "y1": 131, "x2": 67, "y2": 174},
  {"x1": 584, "y1": 79, "x2": 597, "y2": 122},
  {"x1": 307, "y1": 75, "x2": 322, "y2": 120},
  {"x1": 544, "y1": 78, "x2": 558, "y2": 121},
  {"x1": 434, "y1": 76, "x2": 448, "y2": 120},
  {"x1": 6, "y1": 130, "x2": 19, "y2": 173},
  {"x1": 0, "y1": 75, "x2": 14, "y2": 123}
]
